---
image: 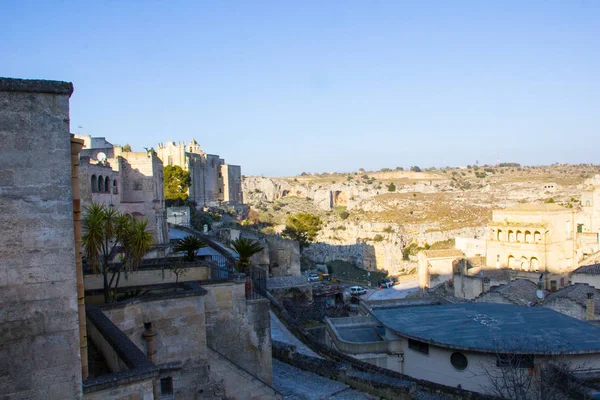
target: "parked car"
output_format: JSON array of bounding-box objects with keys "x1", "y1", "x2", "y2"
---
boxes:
[
  {"x1": 378, "y1": 280, "x2": 393, "y2": 289},
  {"x1": 307, "y1": 273, "x2": 319, "y2": 282},
  {"x1": 349, "y1": 286, "x2": 367, "y2": 296}
]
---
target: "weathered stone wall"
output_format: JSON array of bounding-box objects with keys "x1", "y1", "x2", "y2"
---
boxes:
[
  {"x1": 118, "y1": 152, "x2": 168, "y2": 244},
  {"x1": 203, "y1": 282, "x2": 273, "y2": 384},
  {"x1": 204, "y1": 154, "x2": 221, "y2": 205},
  {"x1": 265, "y1": 235, "x2": 301, "y2": 277},
  {"x1": 221, "y1": 164, "x2": 242, "y2": 204},
  {"x1": 207, "y1": 347, "x2": 282, "y2": 399},
  {"x1": 571, "y1": 273, "x2": 600, "y2": 289},
  {"x1": 103, "y1": 292, "x2": 210, "y2": 398},
  {"x1": 0, "y1": 78, "x2": 83, "y2": 399},
  {"x1": 84, "y1": 265, "x2": 211, "y2": 290},
  {"x1": 540, "y1": 298, "x2": 586, "y2": 320},
  {"x1": 83, "y1": 380, "x2": 154, "y2": 400}
]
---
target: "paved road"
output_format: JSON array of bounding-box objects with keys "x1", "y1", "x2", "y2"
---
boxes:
[
  {"x1": 270, "y1": 310, "x2": 321, "y2": 358},
  {"x1": 366, "y1": 276, "x2": 419, "y2": 301},
  {"x1": 272, "y1": 359, "x2": 379, "y2": 400}
]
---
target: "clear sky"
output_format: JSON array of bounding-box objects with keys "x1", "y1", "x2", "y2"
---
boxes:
[{"x1": 2, "y1": 1, "x2": 599, "y2": 176}]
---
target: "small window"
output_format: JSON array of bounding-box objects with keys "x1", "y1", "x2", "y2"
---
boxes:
[
  {"x1": 408, "y1": 339, "x2": 429, "y2": 355},
  {"x1": 497, "y1": 354, "x2": 534, "y2": 369},
  {"x1": 133, "y1": 181, "x2": 143, "y2": 191},
  {"x1": 160, "y1": 377, "x2": 173, "y2": 397},
  {"x1": 450, "y1": 352, "x2": 468, "y2": 371},
  {"x1": 113, "y1": 179, "x2": 118, "y2": 194}
]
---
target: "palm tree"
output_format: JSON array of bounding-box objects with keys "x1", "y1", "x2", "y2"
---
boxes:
[
  {"x1": 230, "y1": 237, "x2": 264, "y2": 274},
  {"x1": 82, "y1": 203, "x2": 153, "y2": 302},
  {"x1": 174, "y1": 235, "x2": 206, "y2": 261}
]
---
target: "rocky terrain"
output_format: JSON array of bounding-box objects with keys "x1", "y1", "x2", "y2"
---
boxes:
[{"x1": 242, "y1": 164, "x2": 600, "y2": 275}]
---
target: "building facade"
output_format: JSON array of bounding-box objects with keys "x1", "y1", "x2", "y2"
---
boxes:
[
  {"x1": 76, "y1": 135, "x2": 169, "y2": 245},
  {"x1": 156, "y1": 139, "x2": 242, "y2": 207},
  {"x1": 485, "y1": 204, "x2": 577, "y2": 274}
]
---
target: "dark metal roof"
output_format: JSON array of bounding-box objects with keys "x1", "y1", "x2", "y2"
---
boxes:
[{"x1": 372, "y1": 303, "x2": 600, "y2": 354}]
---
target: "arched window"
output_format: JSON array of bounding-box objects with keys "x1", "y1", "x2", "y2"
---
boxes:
[
  {"x1": 516, "y1": 231, "x2": 523, "y2": 242},
  {"x1": 508, "y1": 230, "x2": 515, "y2": 242},
  {"x1": 91, "y1": 175, "x2": 97, "y2": 192},
  {"x1": 98, "y1": 175, "x2": 104, "y2": 192},
  {"x1": 530, "y1": 258, "x2": 539, "y2": 272},
  {"x1": 524, "y1": 231, "x2": 531, "y2": 243},
  {"x1": 497, "y1": 230, "x2": 503, "y2": 241},
  {"x1": 104, "y1": 176, "x2": 110, "y2": 192},
  {"x1": 113, "y1": 179, "x2": 118, "y2": 194},
  {"x1": 586, "y1": 201, "x2": 591, "y2": 207},
  {"x1": 520, "y1": 256, "x2": 528, "y2": 271},
  {"x1": 508, "y1": 255, "x2": 515, "y2": 269},
  {"x1": 534, "y1": 231, "x2": 541, "y2": 243}
]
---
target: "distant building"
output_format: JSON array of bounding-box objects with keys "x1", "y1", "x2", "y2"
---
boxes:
[
  {"x1": 571, "y1": 263, "x2": 600, "y2": 289},
  {"x1": 541, "y1": 283, "x2": 600, "y2": 321},
  {"x1": 485, "y1": 203, "x2": 577, "y2": 275},
  {"x1": 75, "y1": 134, "x2": 169, "y2": 245},
  {"x1": 156, "y1": 139, "x2": 242, "y2": 207}
]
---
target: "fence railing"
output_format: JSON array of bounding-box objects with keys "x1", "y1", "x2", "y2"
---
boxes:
[{"x1": 247, "y1": 265, "x2": 267, "y2": 300}]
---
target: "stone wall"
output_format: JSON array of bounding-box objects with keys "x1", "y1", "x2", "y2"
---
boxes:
[
  {"x1": 118, "y1": 152, "x2": 168, "y2": 244},
  {"x1": 203, "y1": 282, "x2": 273, "y2": 384},
  {"x1": 84, "y1": 265, "x2": 210, "y2": 290},
  {"x1": 102, "y1": 290, "x2": 211, "y2": 398},
  {"x1": 221, "y1": 164, "x2": 242, "y2": 204},
  {"x1": 207, "y1": 347, "x2": 282, "y2": 399},
  {"x1": 0, "y1": 78, "x2": 83, "y2": 399},
  {"x1": 264, "y1": 235, "x2": 301, "y2": 276},
  {"x1": 540, "y1": 298, "x2": 586, "y2": 320}
]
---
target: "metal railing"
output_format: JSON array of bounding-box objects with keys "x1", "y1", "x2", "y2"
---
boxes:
[{"x1": 247, "y1": 266, "x2": 267, "y2": 299}]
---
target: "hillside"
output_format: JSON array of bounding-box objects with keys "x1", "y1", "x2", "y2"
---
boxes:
[{"x1": 242, "y1": 164, "x2": 600, "y2": 275}]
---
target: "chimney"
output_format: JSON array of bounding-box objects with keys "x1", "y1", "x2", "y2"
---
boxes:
[{"x1": 586, "y1": 293, "x2": 595, "y2": 321}]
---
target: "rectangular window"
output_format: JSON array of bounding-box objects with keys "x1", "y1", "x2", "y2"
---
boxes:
[
  {"x1": 133, "y1": 181, "x2": 143, "y2": 191},
  {"x1": 408, "y1": 339, "x2": 429, "y2": 355},
  {"x1": 160, "y1": 377, "x2": 173, "y2": 397},
  {"x1": 550, "y1": 280, "x2": 557, "y2": 292},
  {"x1": 496, "y1": 354, "x2": 534, "y2": 369}
]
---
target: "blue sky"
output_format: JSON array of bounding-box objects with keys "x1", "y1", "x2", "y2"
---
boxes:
[{"x1": 2, "y1": 1, "x2": 599, "y2": 176}]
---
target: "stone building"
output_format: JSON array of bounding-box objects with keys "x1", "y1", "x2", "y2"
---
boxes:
[
  {"x1": 325, "y1": 302, "x2": 600, "y2": 396},
  {"x1": 76, "y1": 135, "x2": 169, "y2": 245},
  {"x1": 0, "y1": 78, "x2": 84, "y2": 399},
  {"x1": 156, "y1": 139, "x2": 242, "y2": 207},
  {"x1": 485, "y1": 204, "x2": 577, "y2": 275},
  {"x1": 540, "y1": 283, "x2": 600, "y2": 321},
  {"x1": 0, "y1": 77, "x2": 279, "y2": 400}
]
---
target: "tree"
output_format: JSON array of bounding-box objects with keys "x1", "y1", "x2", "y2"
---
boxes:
[
  {"x1": 122, "y1": 143, "x2": 132, "y2": 152},
  {"x1": 82, "y1": 203, "x2": 153, "y2": 303},
  {"x1": 281, "y1": 213, "x2": 323, "y2": 250},
  {"x1": 387, "y1": 182, "x2": 396, "y2": 192},
  {"x1": 410, "y1": 166, "x2": 422, "y2": 172},
  {"x1": 164, "y1": 165, "x2": 191, "y2": 203},
  {"x1": 480, "y1": 338, "x2": 590, "y2": 400},
  {"x1": 173, "y1": 235, "x2": 206, "y2": 261},
  {"x1": 230, "y1": 237, "x2": 264, "y2": 273}
]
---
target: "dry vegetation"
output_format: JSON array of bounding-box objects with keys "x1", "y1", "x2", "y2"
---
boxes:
[{"x1": 249, "y1": 164, "x2": 600, "y2": 234}]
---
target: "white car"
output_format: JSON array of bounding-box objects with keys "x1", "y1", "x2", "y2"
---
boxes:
[
  {"x1": 307, "y1": 273, "x2": 319, "y2": 282},
  {"x1": 350, "y1": 286, "x2": 367, "y2": 296}
]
